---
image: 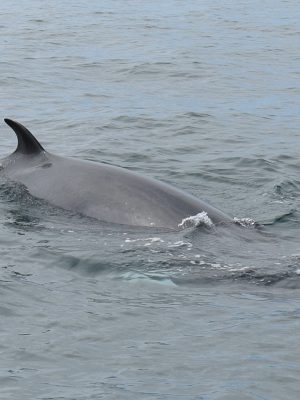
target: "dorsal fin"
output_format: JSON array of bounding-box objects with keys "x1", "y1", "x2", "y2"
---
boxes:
[{"x1": 4, "y1": 118, "x2": 45, "y2": 155}]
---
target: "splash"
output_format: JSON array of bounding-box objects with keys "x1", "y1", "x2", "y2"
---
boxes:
[{"x1": 178, "y1": 211, "x2": 214, "y2": 229}]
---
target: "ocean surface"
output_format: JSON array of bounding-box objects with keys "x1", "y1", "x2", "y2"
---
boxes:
[{"x1": 1, "y1": 1, "x2": 300, "y2": 399}]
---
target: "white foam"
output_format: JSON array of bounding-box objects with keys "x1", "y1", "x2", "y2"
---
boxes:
[
  {"x1": 233, "y1": 217, "x2": 256, "y2": 227},
  {"x1": 178, "y1": 211, "x2": 214, "y2": 229}
]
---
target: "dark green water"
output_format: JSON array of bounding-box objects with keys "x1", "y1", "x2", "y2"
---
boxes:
[{"x1": 0, "y1": 1, "x2": 300, "y2": 399}]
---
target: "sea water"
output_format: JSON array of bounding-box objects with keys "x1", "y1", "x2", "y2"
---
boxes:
[{"x1": 0, "y1": 1, "x2": 300, "y2": 399}]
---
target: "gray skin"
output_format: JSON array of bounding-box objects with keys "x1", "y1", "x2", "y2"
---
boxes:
[{"x1": 1, "y1": 119, "x2": 232, "y2": 230}]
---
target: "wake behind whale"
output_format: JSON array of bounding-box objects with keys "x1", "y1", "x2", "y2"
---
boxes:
[{"x1": 1, "y1": 119, "x2": 232, "y2": 230}]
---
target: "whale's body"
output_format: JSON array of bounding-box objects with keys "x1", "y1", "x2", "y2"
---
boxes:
[{"x1": 1, "y1": 119, "x2": 232, "y2": 229}]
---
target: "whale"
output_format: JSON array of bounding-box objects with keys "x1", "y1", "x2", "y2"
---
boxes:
[{"x1": 1, "y1": 119, "x2": 232, "y2": 230}]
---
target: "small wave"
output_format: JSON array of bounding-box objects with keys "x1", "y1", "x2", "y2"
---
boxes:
[
  {"x1": 263, "y1": 210, "x2": 298, "y2": 225},
  {"x1": 178, "y1": 212, "x2": 214, "y2": 229},
  {"x1": 118, "y1": 271, "x2": 177, "y2": 286},
  {"x1": 273, "y1": 180, "x2": 300, "y2": 200},
  {"x1": 124, "y1": 237, "x2": 164, "y2": 246}
]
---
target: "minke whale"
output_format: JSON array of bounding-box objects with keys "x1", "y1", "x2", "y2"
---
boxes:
[{"x1": 1, "y1": 119, "x2": 232, "y2": 230}]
